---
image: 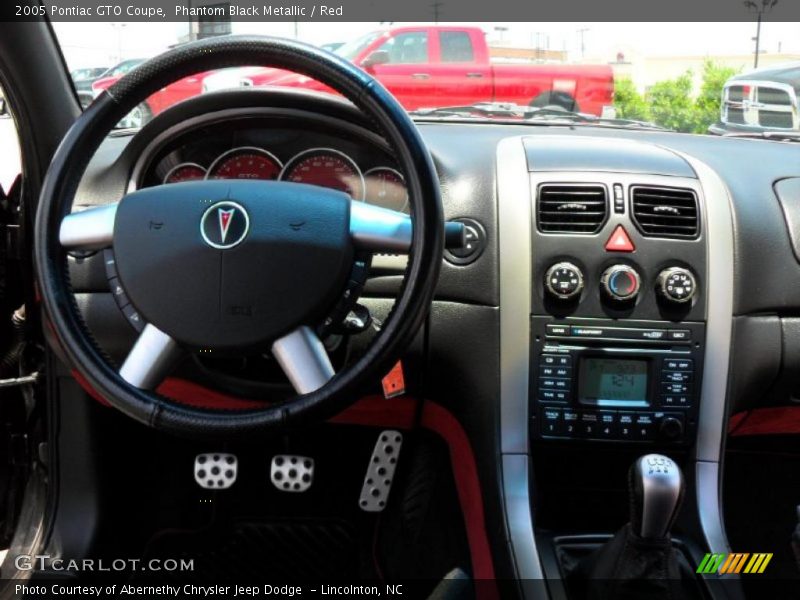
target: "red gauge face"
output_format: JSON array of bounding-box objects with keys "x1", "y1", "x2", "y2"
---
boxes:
[
  {"x1": 282, "y1": 150, "x2": 364, "y2": 199},
  {"x1": 208, "y1": 148, "x2": 281, "y2": 180},
  {"x1": 163, "y1": 163, "x2": 206, "y2": 184},
  {"x1": 365, "y1": 167, "x2": 408, "y2": 213}
]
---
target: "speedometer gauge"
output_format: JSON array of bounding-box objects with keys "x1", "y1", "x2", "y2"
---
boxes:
[
  {"x1": 207, "y1": 147, "x2": 282, "y2": 180},
  {"x1": 280, "y1": 148, "x2": 365, "y2": 200},
  {"x1": 364, "y1": 167, "x2": 408, "y2": 213},
  {"x1": 163, "y1": 163, "x2": 206, "y2": 184}
]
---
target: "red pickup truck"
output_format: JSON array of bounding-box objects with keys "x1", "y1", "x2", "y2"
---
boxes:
[
  {"x1": 241, "y1": 26, "x2": 614, "y2": 115},
  {"x1": 91, "y1": 26, "x2": 614, "y2": 125}
]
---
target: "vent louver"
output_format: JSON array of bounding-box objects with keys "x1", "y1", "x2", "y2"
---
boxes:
[
  {"x1": 537, "y1": 184, "x2": 608, "y2": 234},
  {"x1": 631, "y1": 186, "x2": 699, "y2": 239}
]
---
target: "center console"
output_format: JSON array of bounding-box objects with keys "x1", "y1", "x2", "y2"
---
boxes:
[{"x1": 496, "y1": 134, "x2": 737, "y2": 599}]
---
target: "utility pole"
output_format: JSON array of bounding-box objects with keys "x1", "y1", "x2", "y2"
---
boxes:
[
  {"x1": 430, "y1": 1, "x2": 445, "y2": 24},
  {"x1": 744, "y1": 0, "x2": 779, "y2": 68},
  {"x1": 577, "y1": 28, "x2": 589, "y2": 59}
]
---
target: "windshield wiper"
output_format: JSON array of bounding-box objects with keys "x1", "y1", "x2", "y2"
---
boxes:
[
  {"x1": 722, "y1": 131, "x2": 800, "y2": 142},
  {"x1": 410, "y1": 102, "x2": 669, "y2": 131}
]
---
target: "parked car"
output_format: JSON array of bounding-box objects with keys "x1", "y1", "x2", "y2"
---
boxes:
[
  {"x1": 74, "y1": 58, "x2": 144, "y2": 108},
  {"x1": 69, "y1": 67, "x2": 108, "y2": 82},
  {"x1": 710, "y1": 62, "x2": 800, "y2": 135},
  {"x1": 242, "y1": 26, "x2": 614, "y2": 114}
]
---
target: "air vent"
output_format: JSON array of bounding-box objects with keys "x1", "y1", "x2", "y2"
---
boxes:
[
  {"x1": 537, "y1": 184, "x2": 608, "y2": 234},
  {"x1": 631, "y1": 186, "x2": 699, "y2": 239}
]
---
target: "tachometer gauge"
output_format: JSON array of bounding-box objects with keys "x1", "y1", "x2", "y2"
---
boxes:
[
  {"x1": 163, "y1": 163, "x2": 206, "y2": 184},
  {"x1": 364, "y1": 167, "x2": 408, "y2": 213},
  {"x1": 207, "y1": 147, "x2": 282, "y2": 180},
  {"x1": 280, "y1": 148, "x2": 365, "y2": 200}
]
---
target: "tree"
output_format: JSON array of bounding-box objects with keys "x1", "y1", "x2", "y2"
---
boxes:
[
  {"x1": 612, "y1": 61, "x2": 741, "y2": 133},
  {"x1": 613, "y1": 78, "x2": 649, "y2": 122}
]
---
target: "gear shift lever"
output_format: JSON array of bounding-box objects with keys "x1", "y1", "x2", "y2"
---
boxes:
[
  {"x1": 576, "y1": 455, "x2": 701, "y2": 600},
  {"x1": 629, "y1": 454, "x2": 685, "y2": 539}
]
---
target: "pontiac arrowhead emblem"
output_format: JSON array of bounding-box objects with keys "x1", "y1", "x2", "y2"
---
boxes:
[{"x1": 201, "y1": 201, "x2": 249, "y2": 249}]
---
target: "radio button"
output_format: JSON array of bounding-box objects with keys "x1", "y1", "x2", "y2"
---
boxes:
[
  {"x1": 578, "y1": 412, "x2": 599, "y2": 437},
  {"x1": 661, "y1": 395, "x2": 691, "y2": 407},
  {"x1": 662, "y1": 371, "x2": 693, "y2": 384},
  {"x1": 540, "y1": 365, "x2": 571, "y2": 378},
  {"x1": 541, "y1": 354, "x2": 571, "y2": 367},
  {"x1": 563, "y1": 410, "x2": 580, "y2": 437},
  {"x1": 541, "y1": 378, "x2": 570, "y2": 390},
  {"x1": 664, "y1": 358, "x2": 693, "y2": 371},
  {"x1": 539, "y1": 389, "x2": 570, "y2": 403},
  {"x1": 540, "y1": 408, "x2": 563, "y2": 436},
  {"x1": 633, "y1": 414, "x2": 656, "y2": 440},
  {"x1": 662, "y1": 382, "x2": 691, "y2": 395},
  {"x1": 667, "y1": 330, "x2": 692, "y2": 341},
  {"x1": 546, "y1": 324, "x2": 570, "y2": 337},
  {"x1": 618, "y1": 413, "x2": 635, "y2": 439},
  {"x1": 597, "y1": 412, "x2": 617, "y2": 438}
]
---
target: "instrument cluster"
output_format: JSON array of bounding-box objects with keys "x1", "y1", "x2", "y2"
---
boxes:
[{"x1": 150, "y1": 132, "x2": 409, "y2": 213}]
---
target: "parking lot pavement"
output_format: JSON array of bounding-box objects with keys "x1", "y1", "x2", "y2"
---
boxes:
[{"x1": 0, "y1": 116, "x2": 21, "y2": 193}]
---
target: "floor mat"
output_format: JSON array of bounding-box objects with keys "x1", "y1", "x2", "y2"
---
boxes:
[{"x1": 133, "y1": 519, "x2": 359, "y2": 582}]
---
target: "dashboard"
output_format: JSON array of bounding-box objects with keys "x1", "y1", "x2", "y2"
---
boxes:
[{"x1": 62, "y1": 87, "x2": 800, "y2": 594}]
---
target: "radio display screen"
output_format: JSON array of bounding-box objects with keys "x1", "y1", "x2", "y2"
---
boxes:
[{"x1": 578, "y1": 358, "x2": 649, "y2": 407}]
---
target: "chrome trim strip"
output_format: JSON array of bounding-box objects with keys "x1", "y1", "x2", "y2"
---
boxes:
[
  {"x1": 676, "y1": 152, "x2": 735, "y2": 556},
  {"x1": 119, "y1": 323, "x2": 181, "y2": 390},
  {"x1": 271, "y1": 326, "x2": 335, "y2": 395},
  {"x1": 496, "y1": 136, "x2": 546, "y2": 589},
  {"x1": 497, "y1": 136, "x2": 533, "y2": 455},
  {"x1": 59, "y1": 203, "x2": 118, "y2": 250},
  {"x1": 502, "y1": 454, "x2": 548, "y2": 594},
  {"x1": 350, "y1": 201, "x2": 412, "y2": 253}
]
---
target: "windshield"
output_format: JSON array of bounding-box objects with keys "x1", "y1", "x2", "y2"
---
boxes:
[{"x1": 52, "y1": 21, "x2": 800, "y2": 136}]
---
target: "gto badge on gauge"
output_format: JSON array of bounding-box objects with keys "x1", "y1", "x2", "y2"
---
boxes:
[{"x1": 200, "y1": 201, "x2": 250, "y2": 249}]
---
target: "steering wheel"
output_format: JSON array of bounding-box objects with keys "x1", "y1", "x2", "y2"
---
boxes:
[{"x1": 34, "y1": 36, "x2": 444, "y2": 437}]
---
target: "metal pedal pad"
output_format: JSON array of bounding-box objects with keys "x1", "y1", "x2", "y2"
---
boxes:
[
  {"x1": 359, "y1": 430, "x2": 403, "y2": 512},
  {"x1": 194, "y1": 453, "x2": 237, "y2": 489},
  {"x1": 271, "y1": 455, "x2": 314, "y2": 492}
]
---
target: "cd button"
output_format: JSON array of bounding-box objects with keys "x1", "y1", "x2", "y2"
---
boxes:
[
  {"x1": 546, "y1": 325, "x2": 570, "y2": 337},
  {"x1": 579, "y1": 411, "x2": 599, "y2": 438},
  {"x1": 563, "y1": 410, "x2": 580, "y2": 437},
  {"x1": 540, "y1": 408, "x2": 563, "y2": 436},
  {"x1": 618, "y1": 413, "x2": 635, "y2": 439},
  {"x1": 664, "y1": 359, "x2": 693, "y2": 371},
  {"x1": 597, "y1": 412, "x2": 617, "y2": 438},
  {"x1": 662, "y1": 382, "x2": 691, "y2": 395}
]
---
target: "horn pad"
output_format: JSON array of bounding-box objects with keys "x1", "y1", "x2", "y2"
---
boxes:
[{"x1": 113, "y1": 180, "x2": 353, "y2": 349}]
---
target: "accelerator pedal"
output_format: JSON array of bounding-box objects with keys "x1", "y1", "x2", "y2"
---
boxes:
[{"x1": 359, "y1": 430, "x2": 403, "y2": 512}]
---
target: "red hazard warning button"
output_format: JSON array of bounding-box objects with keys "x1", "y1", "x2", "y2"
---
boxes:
[{"x1": 605, "y1": 225, "x2": 635, "y2": 252}]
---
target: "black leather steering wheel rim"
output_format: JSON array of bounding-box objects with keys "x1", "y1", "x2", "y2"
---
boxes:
[{"x1": 34, "y1": 36, "x2": 443, "y2": 437}]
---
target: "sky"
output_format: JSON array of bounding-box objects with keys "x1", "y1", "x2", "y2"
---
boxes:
[{"x1": 53, "y1": 21, "x2": 800, "y2": 69}]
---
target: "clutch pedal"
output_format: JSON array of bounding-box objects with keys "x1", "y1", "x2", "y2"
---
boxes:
[
  {"x1": 271, "y1": 455, "x2": 314, "y2": 492},
  {"x1": 194, "y1": 453, "x2": 237, "y2": 489},
  {"x1": 359, "y1": 430, "x2": 403, "y2": 512}
]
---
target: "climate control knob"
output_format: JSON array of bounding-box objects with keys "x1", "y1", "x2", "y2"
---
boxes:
[
  {"x1": 600, "y1": 264, "x2": 641, "y2": 302},
  {"x1": 544, "y1": 262, "x2": 585, "y2": 301},
  {"x1": 656, "y1": 267, "x2": 697, "y2": 304}
]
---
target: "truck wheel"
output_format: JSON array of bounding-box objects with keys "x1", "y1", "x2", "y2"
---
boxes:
[
  {"x1": 531, "y1": 91, "x2": 579, "y2": 112},
  {"x1": 117, "y1": 102, "x2": 152, "y2": 129}
]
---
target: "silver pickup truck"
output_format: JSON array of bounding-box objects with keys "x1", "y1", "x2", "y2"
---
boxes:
[{"x1": 710, "y1": 62, "x2": 800, "y2": 135}]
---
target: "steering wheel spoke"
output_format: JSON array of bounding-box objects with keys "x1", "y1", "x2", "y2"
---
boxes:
[
  {"x1": 271, "y1": 326, "x2": 335, "y2": 395},
  {"x1": 350, "y1": 201, "x2": 412, "y2": 254},
  {"x1": 59, "y1": 203, "x2": 118, "y2": 251},
  {"x1": 119, "y1": 323, "x2": 182, "y2": 390}
]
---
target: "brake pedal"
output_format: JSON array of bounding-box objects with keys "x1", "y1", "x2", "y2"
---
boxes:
[
  {"x1": 359, "y1": 430, "x2": 403, "y2": 512},
  {"x1": 194, "y1": 453, "x2": 237, "y2": 489},
  {"x1": 271, "y1": 455, "x2": 314, "y2": 492}
]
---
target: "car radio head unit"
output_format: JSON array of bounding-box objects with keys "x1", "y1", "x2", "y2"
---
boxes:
[{"x1": 531, "y1": 317, "x2": 704, "y2": 445}]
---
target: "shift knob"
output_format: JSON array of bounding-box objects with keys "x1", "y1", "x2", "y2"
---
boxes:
[{"x1": 629, "y1": 454, "x2": 685, "y2": 540}]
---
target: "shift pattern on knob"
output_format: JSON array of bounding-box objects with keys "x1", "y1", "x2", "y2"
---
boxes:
[
  {"x1": 601, "y1": 264, "x2": 641, "y2": 302},
  {"x1": 630, "y1": 454, "x2": 685, "y2": 540},
  {"x1": 545, "y1": 262, "x2": 584, "y2": 300},
  {"x1": 657, "y1": 267, "x2": 697, "y2": 303}
]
